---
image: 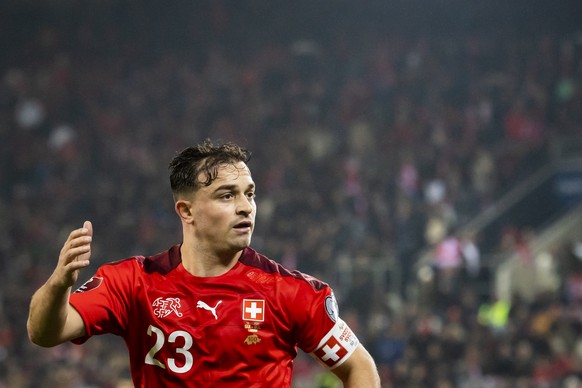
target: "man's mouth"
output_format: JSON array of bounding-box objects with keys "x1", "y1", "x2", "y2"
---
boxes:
[{"x1": 234, "y1": 221, "x2": 252, "y2": 230}]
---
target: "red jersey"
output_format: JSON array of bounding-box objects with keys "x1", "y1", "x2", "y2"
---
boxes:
[{"x1": 69, "y1": 245, "x2": 359, "y2": 387}]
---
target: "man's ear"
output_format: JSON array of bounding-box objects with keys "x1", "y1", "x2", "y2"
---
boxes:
[{"x1": 175, "y1": 200, "x2": 194, "y2": 224}]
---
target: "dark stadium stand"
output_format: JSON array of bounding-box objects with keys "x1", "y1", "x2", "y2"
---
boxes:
[{"x1": 1, "y1": 1, "x2": 581, "y2": 386}]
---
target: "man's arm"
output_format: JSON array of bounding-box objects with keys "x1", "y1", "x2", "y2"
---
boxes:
[
  {"x1": 27, "y1": 221, "x2": 93, "y2": 347},
  {"x1": 331, "y1": 344, "x2": 381, "y2": 387}
]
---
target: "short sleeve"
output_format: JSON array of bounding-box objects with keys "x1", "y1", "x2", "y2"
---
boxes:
[
  {"x1": 293, "y1": 280, "x2": 360, "y2": 369},
  {"x1": 69, "y1": 259, "x2": 135, "y2": 343}
]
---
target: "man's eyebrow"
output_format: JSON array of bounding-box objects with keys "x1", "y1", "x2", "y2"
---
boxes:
[{"x1": 213, "y1": 183, "x2": 255, "y2": 193}]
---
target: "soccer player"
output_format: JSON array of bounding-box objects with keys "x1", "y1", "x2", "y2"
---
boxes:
[{"x1": 27, "y1": 140, "x2": 381, "y2": 387}]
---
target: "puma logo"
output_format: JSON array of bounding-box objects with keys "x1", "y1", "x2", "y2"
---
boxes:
[{"x1": 196, "y1": 300, "x2": 222, "y2": 320}]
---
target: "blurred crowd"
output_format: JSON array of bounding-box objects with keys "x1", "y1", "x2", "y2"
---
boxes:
[{"x1": 1, "y1": 2, "x2": 582, "y2": 387}]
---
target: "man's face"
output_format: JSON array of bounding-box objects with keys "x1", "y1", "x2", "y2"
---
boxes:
[{"x1": 189, "y1": 162, "x2": 256, "y2": 255}]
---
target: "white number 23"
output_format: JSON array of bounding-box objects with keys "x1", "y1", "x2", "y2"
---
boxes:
[{"x1": 145, "y1": 325, "x2": 194, "y2": 374}]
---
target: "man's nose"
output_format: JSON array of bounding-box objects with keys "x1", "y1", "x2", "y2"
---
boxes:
[{"x1": 236, "y1": 196, "x2": 253, "y2": 215}]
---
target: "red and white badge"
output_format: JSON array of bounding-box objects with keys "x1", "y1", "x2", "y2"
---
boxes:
[
  {"x1": 74, "y1": 276, "x2": 103, "y2": 293},
  {"x1": 242, "y1": 299, "x2": 265, "y2": 322},
  {"x1": 313, "y1": 319, "x2": 359, "y2": 369}
]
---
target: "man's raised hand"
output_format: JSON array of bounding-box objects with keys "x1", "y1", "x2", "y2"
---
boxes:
[{"x1": 52, "y1": 220, "x2": 93, "y2": 289}]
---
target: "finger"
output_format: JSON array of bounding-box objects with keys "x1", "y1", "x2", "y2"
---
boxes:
[
  {"x1": 61, "y1": 222, "x2": 92, "y2": 252},
  {"x1": 65, "y1": 226, "x2": 92, "y2": 246},
  {"x1": 68, "y1": 235, "x2": 92, "y2": 249},
  {"x1": 66, "y1": 257, "x2": 91, "y2": 270},
  {"x1": 61, "y1": 245, "x2": 91, "y2": 265},
  {"x1": 60, "y1": 236, "x2": 91, "y2": 259}
]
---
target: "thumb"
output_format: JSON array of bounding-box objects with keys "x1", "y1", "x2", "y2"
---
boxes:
[{"x1": 83, "y1": 220, "x2": 93, "y2": 237}]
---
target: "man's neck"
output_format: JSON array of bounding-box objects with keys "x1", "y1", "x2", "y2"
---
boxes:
[{"x1": 180, "y1": 243, "x2": 242, "y2": 277}]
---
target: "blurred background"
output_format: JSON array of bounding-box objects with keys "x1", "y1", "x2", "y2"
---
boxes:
[{"x1": 2, "y1": 0, "x2": 582, "y2": 386}]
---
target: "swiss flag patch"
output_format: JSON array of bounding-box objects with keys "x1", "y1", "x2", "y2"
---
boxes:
[
  {"x1": 242, "y1": 299, "x2": 265, "y2": 321},
  {"x1": 314, "y1": 336, "x2": 348, "y2": 367}
]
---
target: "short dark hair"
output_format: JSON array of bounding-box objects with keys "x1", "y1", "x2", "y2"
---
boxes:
[{"x1": 169, "y1": 139, "x2": 251, "y2": 197}]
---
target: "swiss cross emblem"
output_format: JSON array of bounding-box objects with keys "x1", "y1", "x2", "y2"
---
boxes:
[
  {"x1": 242, "y1": 299, "x2": 265, "y2": 322},
  {"x1": 314, "y1": 336, "x2": 348, "y2": 367}
]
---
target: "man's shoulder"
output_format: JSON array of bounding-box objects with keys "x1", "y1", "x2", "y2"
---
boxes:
[
  {"x1": 141, "y1": 244, "x2": 182, "y2": 275},
  {"x1": 98, "y1": 245, "x2": 180, "y2": 276},
  {"x1": 240, "y1": 248, "x2": 329, "y2": 292}
]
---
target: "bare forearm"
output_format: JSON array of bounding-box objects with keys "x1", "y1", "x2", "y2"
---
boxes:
[
  {"x1": 28, "y1": 222, "x2": 92, "y2": 347},
  {"x1": 27, "y1": 278, "x2": 73, "y2": 347},
  {"x1": 334, "y1": 345, "x2": 381, "y2": 388},
  {"x1": 340, "y1": 365, "x2": 381, "y2": 388},
  {"x1": 341, "y1": 367, "x2": 381, "y2": 388}
]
